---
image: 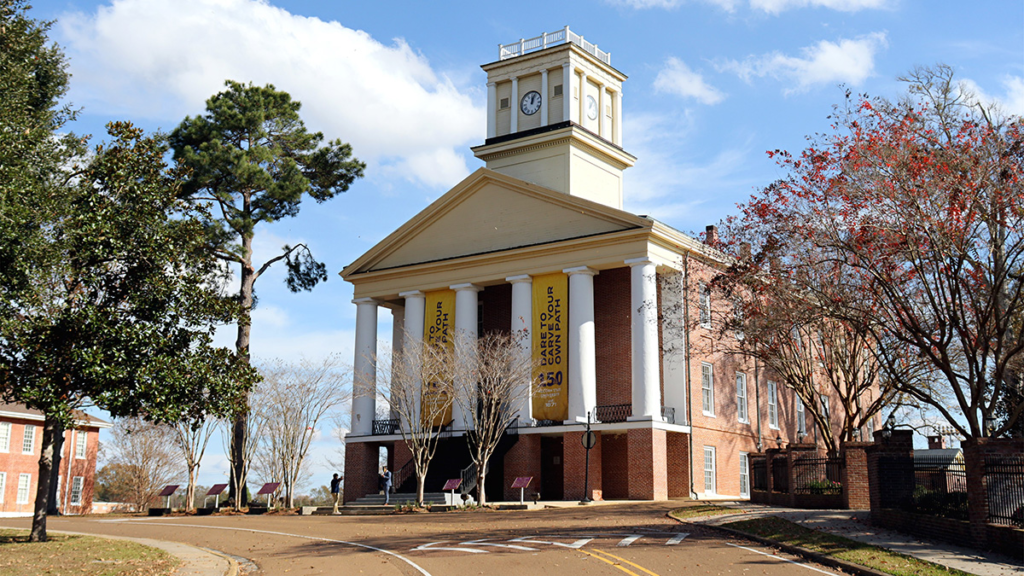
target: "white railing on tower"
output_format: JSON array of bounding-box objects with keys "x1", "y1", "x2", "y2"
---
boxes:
[{"x1": 498, "y1": 26, "x2": 611, "y2": 66}]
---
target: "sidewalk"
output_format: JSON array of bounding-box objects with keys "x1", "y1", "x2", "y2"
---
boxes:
[{"x1": 687, "y1": 503, "x2": 1023, "y2": 576}]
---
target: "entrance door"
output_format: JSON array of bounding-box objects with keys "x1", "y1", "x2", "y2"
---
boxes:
[{"x1": 541, "y1": 436, "x2": 564, "y2": 500}]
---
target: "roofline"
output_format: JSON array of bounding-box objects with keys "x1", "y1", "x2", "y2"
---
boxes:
[{"x1": 0, "y1": 410, "x2": 113, "y2": 429}]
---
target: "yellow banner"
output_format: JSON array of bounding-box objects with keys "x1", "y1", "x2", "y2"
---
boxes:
[
  {"x1": 422, "y1": 289, "x2": 455, "y2": 427},
  {"x1": 532, "y1": 273, "x2": 568, "y2": 421}
]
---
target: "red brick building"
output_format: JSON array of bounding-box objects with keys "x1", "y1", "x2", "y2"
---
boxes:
[
  {"x1": 340, "y1": 28, "x2": 875, "y2": 503},
  {"x1": 0, "y1": 403, "x2": 110, "y2": 516}
]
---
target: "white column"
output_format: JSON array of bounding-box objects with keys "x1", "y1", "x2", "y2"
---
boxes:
[
  {"x1": 563, "y1": 63, "x2": 574, "y2": 124},
  {"x1": 614, "y1": 89, "x2": 623, "y2": 146},
  {"x1": 598, "y1": 83, "x2": 606, "y2": 138},
  {"x1": 579, "y1": 71, "x2": 588, "y2": 130},
  {"x1": 626, "y1": 258, "x2": 662, "y2": 421},
  {"x1": 486, "y1": 82, "x2": 497, "y2": 139},
  {"x1": 564, "y1": 266, "x2": 598, "y2": 424},
  {"x1": 510, "y1": 77, "x2": 519, "y2": 133},
  {"x1": 451, "y1": 283, "x2": 482, "y2": 430},
  {"x1": 400, "y1": 290, "x2": 426, "y2": 431},
  {"x1": 507, "y1": 275, "x2": 533, "y2": 425},
  {"x1": 540, "y1": 69, "x2": 549, "y2": 126},
  {"x1": 351, "y1": 298, "x2": 379, "y2": 436},
  {"x1": 660, "y1": 271, "x2": 687, "y2": 425}
]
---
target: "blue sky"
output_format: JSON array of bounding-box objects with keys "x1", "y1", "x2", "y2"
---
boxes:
[{"x1": 32, "y1": 0, "x2": 1024, "y2": 490}]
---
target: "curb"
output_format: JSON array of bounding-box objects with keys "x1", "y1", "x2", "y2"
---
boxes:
[{"x1": 668, "y1": 512, "x2": 890, "y2": 576}]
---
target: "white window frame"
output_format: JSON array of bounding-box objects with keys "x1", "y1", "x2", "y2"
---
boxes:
[
  {"x1": 0, "y1": 422, "x2": 9, "y2": 453},
  {"x1": 736, "y1": 372, "x2": 748, "y2": 423},
  {"x1": 701, "y1": 362, "x2": 715, "y2": 416},
  {"x1": 768, "y1": 381, "x2": 779, "y2": 429},
  {"x1": 17, "y1": 473, "x2": 31, "y2": 504},
  {"x1": 820, "y1": 395, "x2": 830, "y2": 426},
  {"x1": 739, "y1": 452, "x2": 750, "y2": 498},
  {"x1": 70, "y1": 476, "x2": 84, "y2": 506},
  {"x1": 22, "y1": 424, "x2": 35, "y2": 454},
  {"x1": 699, "y1": 283, "x2": 711, "y2": 328},
  {"x1": 0, "y1": 472, "x2": 5, "y2": 504},
  {"x1": 703, "y1": 446, "x2": 717, "y2": 495},
  {"x1": 796, "y1": 396, "x2": 806, "y2": 435},
  {"x1": 75, "y1": 431, "x2": 88, "y2": 459}
]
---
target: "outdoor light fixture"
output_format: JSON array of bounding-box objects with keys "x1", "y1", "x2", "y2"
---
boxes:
[
  {"x1": 775, "y1": 433, "x2": 783, "y2": 448},
  {"x1": 882, "y1": 414, "x2": 897, "y2": 441}
]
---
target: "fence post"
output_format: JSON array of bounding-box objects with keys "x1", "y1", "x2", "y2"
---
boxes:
[
  {"x1": 788, "y1": 443, "x2": 815, "y2": 507},
  {"x1": 765, "y1": 447, "x2": 778, "y2": 504},
  {"x1": 868, "y1": 429, "x2": 913, "y2": 520},
  {"x1": 841, "y1": 439, "x2": 872, "y2": 510}
]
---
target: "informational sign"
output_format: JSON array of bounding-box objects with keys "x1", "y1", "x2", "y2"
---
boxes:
[
  {"x1": 532, "y1": 273, "x2": 568, "y2": 421},
  {"x1": 442, "y1": 478, "x2": 462, "y2": 491},
  {"x1": 158, "y1": 485, "x2": 179, "y2": 497},
  {"x1": 257, "y1": 482, "x2": 281, "y2": 496},
  {"x1": 582, "y1": 431, "x2": 597, "y2": 450},
  {"x1": 423, "y1": 289, "x2": 456, "y2": 426},
  {"x1": 206, "y1": 484, "x2": 228, "y2": 496},
  {"x1": 511, "y1": 476, "x2": 533, "y2": 489}
]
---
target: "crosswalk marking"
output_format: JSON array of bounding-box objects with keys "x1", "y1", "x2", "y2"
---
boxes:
[
  {"x1": 617, "y1": 534, "x2": 643, "y2": 547},
  {"x1": 411, "y1": 541, "x2": 488, "y2": 553},
  {"x1": 460, "y1": 539, "x2": 537, "y2": 551},
  {"x1": 666, "y1": 533, "x2": 689, "y2": 545}
]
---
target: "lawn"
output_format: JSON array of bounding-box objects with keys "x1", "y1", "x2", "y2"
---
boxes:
[
  {"x1": 724, "y1": 516, "x2": 974, "y2": 576},
  {"x1": 668, "y1": 504, "x2": 736, "y2": 519},
  {"x1": 0, "y1": 529, "x2": 179, "y2": 576}
]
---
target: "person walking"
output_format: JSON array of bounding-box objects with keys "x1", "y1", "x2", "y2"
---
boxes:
[
  {"x1": 381, "y1": 467, "x2": 392, "y2": 505},
  {"x1": 330, "y1": 473, "x2": 342, "y2": 514}
]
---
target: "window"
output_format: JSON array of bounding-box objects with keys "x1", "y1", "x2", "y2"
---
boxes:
[
  {"x1": 736, "y1": 373, "x2": 748, "y2": 423},
  {"x1": 22, "y1": 425, "x2": 35, "y2": 454},
  {"x1": 0, "y1": 472, "x2": 5, "y2": 503},
  {"x1": 768, "y1": 381, "x2": 779, "y2": 429},
  {"x1": 703, "y1": 447, "x2": 717, "y2": 495},
  {"x1": 553, "y1": 84, "x2": 563, "y2": 97},
  {"x1": 0, "y1": 422, "x2": 9, "y2": 452},
  {"x1": 499, "y1": 97, "x2": 510, "y2": 109},
  {"x1": 739, "y1": 453, "x2": 750, "y2": 498},
  {"x1": 796, "y1": 396, "x2": 806, "y2": 434},
  {"x1": 701, "y1": 363, "x2": 715, "y2": 416},
  {"x1": 820, "y1": 395, "x2": 830, "y2": 425},
  {"x1": 70, "y1": 477, "x2": 84, "y2": 506},
  {"x1": 75, "y1": 431, "x2": 88, "y2": 459},
  {"x1": 17, "y1": 474, "x2": 31, "y2": 504},
  {"x1": 699, "y1": 283, "x2": 711, "y2": 328}
]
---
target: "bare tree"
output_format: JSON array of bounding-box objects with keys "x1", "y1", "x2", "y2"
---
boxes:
[
  {"x1": 106, "y1": 418, "x2": 181, "y2": 511},
  {"x1": 374, "y1": 332, "x2": 457, "y2": 506},
  {"x1": 171, "y1": 417, "x2": 218, "y2": 512},
  {"x1": 452, "y1": 331, "x2": 534, "y2": 505},
  {"x1": 247, "y1": 355, "x2": 349, "y2": 507},
  {"x1": 222, "y1": 394, "x2": 266, "y2": 510}
]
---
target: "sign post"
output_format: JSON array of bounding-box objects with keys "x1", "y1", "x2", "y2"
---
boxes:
[
  {"x1": 205, "y1": 483, "x2": 228, "y2": 508},
  {"x1": 158, "y1": 485, "x2": 179, "y2": 509},
  {"x1": 581, "y1": 411, "x2": 596, "y2": 504},
  {"x1": 442, "y1": 478, "x2": 462, "y2": 505},
  {"x1": 257, "y1": 482, "x2": 281, "y2": 508},
  {"x1": 511, "y1": 476, "x2": 533, "y2": 505}
]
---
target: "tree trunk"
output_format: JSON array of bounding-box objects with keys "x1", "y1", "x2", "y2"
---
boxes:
[
  {"x1": 231, "y1": 235, "x2": 256, "y2": 509},
  {"x1": 186, "y1": 466, "x2": 197, "y2": 512},
  {"x1": 478, "y1": 466, "x2": 487, "y2": 506},
  {"x1": 46, "y1": 422, "x2": 65, "y2": 516},
  {"x1": 417, "y1": 473, "x2": 425, "y2": 507},
  {"x1": 30, "y1": 416, "x2": 60, "y2": 542}
]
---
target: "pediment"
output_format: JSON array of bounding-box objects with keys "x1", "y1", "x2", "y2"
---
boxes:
[{"x1": 343, "y1": 168, "x2": 648, "y2": 276}]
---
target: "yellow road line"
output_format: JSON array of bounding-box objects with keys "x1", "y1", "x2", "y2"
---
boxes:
[
  {"x1": 576, "y1": 548, "x2": 642, "y2": 576},
  {"x1": 591, "y1": 548, "x2": 662, "y2": 576}
]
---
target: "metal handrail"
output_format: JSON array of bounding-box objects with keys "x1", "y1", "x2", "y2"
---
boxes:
[
  {"x1": 372, "y1": 418, "x2": 399, "y2": 436},
  {"x1": 394, "y1": 459, "x2": 415, "y2": 493},
  {"x1": 595, "y1": 404, "x2": 631, "y2": 423}
]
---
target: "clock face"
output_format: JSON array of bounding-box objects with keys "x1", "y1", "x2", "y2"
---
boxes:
[
  {"x1": 520, "y1": 91, "x2": 542, "y2": 115},
  {"x1": 586, "y1": 95, "x2": 598, "y2": 120}
]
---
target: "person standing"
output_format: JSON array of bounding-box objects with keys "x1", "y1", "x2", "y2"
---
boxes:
[
  {"x1": 330, "y1": 473, "x2": 342, "y2": 513},
  {"x1": 381, "y1": 467, "x2": 392, "y2": 505}
]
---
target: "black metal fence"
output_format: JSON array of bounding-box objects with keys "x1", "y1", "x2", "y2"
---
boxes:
[
  {"x1": 771, "y1": 455, "x2": 789, "y2": 493},
  {"x1": 372, "y1": 418, "x2": 399, "y2": 435},
  {"x1": 985, "y1": 455, "x2": 1024, "y2": 527},
  {"x1": 877, "y1": 454, "x2": 967, "y2": 521},
  {"x1": 750, "y1": 456, "x2": 768, "y2": 491},
  {"x1": 595, "y1": 404, "x2": 631, "y2": 423},
  {"x1": 792, "y1": 456, "x2": 843, "y2": 494}
]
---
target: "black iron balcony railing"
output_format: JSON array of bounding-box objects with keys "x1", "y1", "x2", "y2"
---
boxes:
[
  {"x1": 662, "y1": 406, "x2": 676, "y2": 424},
  {"x1": 371, "y1": 418, "x2": 399, "y2": 436},
  {"x1": 595, "y1": 404, "x2": 631, "y2": 423}
]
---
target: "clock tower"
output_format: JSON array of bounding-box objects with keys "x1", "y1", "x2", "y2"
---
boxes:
[{"x1": 471, "y1": 27, "x2": 635, "y2": 210}]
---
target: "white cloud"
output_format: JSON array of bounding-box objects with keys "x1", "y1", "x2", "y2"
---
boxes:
[
  {"x1": 960, "y1": 76, "x2": 1024, "y2": 119},
  {"x1": 654, "y1": 58, "x2": 726, "y2": 105},
  {"x1": 717, "y1": 32, "x2": 888, "y2": 93},
  {"x1": 59, "y1": 0, "x2": 483, "y2": 188},
  {"x1": 750, "y1": 0, "x2": 892, "y2": 14}
]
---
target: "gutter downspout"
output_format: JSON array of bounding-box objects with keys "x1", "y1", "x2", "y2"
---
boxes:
[
  {"x1": 755, "y1": 351, "x2": 763, "y2": 452},
  {"x1": 683, "y1": 253, "x2": 696, "y2": 499}
]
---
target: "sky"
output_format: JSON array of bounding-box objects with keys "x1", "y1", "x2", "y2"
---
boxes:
[{"x1": 31, "y1": 0, "x2": 1024, "y2": 492}]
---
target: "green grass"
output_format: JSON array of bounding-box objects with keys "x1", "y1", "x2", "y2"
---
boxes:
[
  {"x1": 668, "y1": 504, "x2": 736, "y2": 519},
  {"x1": 0, "y1": 528, "x2": 179, "y2": 576},
  {"x1": 724, "y1": 517, "x2": 974, "y2": 576}
]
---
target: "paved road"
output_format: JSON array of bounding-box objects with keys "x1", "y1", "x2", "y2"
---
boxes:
[{"x1": 2, "y1": 503, "x2": 844, "y2": 575}]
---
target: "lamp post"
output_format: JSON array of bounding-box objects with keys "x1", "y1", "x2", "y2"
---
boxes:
[
  {"x1": 580, "y1": 410, "x2": 596, "y2": 504},
  {"x1": 775, "y1": 433, "x2": 783, "y2": 448},
  {"x1": 881, "y1": 414, "x2": 896, "y2": 442}
]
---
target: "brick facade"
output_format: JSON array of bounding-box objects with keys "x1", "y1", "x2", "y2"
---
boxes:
[
  {"x1": 343, "y1": 441, "x2": 382, "y2": 504},
  {"x1": 502, "y1": 434, "x2": 542, "y2": 501},
  {"x1": 594, "y1": 267, "x2": 631, "y2": 407},
  {"x1": 563, "y1": 430, "x2": 603, "y2": 501}
]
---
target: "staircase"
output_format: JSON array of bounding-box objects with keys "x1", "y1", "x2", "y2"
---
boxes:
[{"x1": 348, "y1": 492, "x2": 449, "y2": 506}]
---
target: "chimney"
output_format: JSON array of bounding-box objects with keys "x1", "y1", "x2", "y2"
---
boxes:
[
  {"x1": 927, "y1": 435, "x2": 945, "y2": 450},
  {"x1": 705, "y1": 225, "x2": 718, "y2": 246}
]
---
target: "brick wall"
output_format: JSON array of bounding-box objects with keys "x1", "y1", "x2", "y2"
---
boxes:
[
  {"x1": 563, "y1": 430, "x2": 602, "y2": 501},
  {"x1": 601, "y1": 432, "x2": 629, "y2": 499},
  {"x1": 666, "y1": 431, "x2": 689, "y2": 498},
  {"x1": 841, "y1": 441, "x2": 871, "y2": 510},
  {"x1": 595, "y1": 267, "x2": 631, "y2": 408},
  {"x1": 627, "y1": 428, "x2": 668, "y2": 500},
  {"x1": 344, "y1": 442, "x2": 381, "y2": 503},
  {"x1": 502, "y1": 435, "x2": 541, "y2": 501},
  {"x1": 480, "y1": 283, "x2": 512, "y2": 336}
]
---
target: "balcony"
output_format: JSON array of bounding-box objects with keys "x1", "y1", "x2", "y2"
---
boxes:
[{"x1": 498, "y1": 26, "x2": 611, "y2": 66}]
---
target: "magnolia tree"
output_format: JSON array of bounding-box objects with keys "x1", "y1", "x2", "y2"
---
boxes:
[
  {"x1": 374, "y1": 332, "x2": 457, "y2": 506},
  {"x1": 452, "y1": 331, "x2": 534, "y2": 505},
  {"x1": 723, "y1": 65, "x2": 1024, "y2": 439}
]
